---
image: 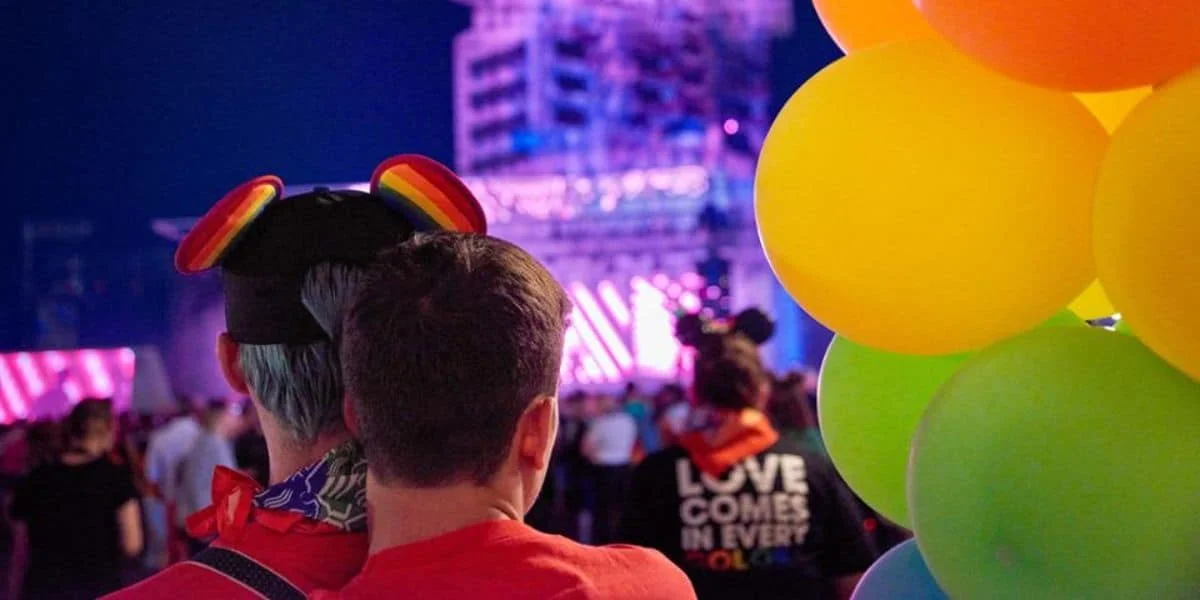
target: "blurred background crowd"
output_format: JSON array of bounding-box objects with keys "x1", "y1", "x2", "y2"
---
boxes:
[{"x1": 0, "y1": 368, "x2": 908, "y2": 597}]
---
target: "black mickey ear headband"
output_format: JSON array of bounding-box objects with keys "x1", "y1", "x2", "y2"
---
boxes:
[
  {"x1": 675, "y1": 308, "x2": 776, "y2": 349},
  {"x1": 175, "y1": 154, "x2": 487, "y2": 275}
]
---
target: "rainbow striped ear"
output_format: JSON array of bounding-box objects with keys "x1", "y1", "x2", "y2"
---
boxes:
[
  {"x1": 175, "y1": 175, "x2": 283, "y2": 274},
  {"x1": 369, "y1": 155, "x2": 487, "y2": 235}
]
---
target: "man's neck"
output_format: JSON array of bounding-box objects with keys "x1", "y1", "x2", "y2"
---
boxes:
[
  {"x1": 261, "y1": 425, "x2": 353, "y2": 485},
  {"x1": 366, "y1": 473, "x2": 523, "y2": 554}
]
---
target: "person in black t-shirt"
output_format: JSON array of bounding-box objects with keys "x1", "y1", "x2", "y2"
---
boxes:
[
  {"x1": 770, "y1": 373, "x2": 912, "y2": 556},
  {"x1": 621, "y1": 315, "x2": 876, "y2": 600},
  {"x1": 7, "y1": 399, "x2": 142, "y2": 600}
]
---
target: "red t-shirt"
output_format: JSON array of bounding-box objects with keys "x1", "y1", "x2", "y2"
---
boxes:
[
  {"x1": 104, "y1": 521, "x2": 367, "y2": 599},
  {"x1": 315, "y1": 520, "x2": 696, "y2": 600}
]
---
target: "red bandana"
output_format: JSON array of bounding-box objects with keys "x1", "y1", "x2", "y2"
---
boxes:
[{"x1": 185, "y1": 467, "x2": 339, "y2": 542}]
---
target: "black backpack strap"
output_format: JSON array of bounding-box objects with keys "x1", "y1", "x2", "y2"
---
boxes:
[{"x1": 189, "y1": 546, "x2": 306, "y2": 600}]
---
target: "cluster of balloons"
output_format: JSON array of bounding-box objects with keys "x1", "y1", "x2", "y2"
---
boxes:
[{"x1": 757, "y1": 2, "x2": 1200, "y2": 598}]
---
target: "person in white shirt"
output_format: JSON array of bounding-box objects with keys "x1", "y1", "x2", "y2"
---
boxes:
[
  {"x1": 583, "y1": 395, "x2": 638, "y2": 544},
  {"x1": 141, "y1": 397, "x2": 203, "y2": 568},
  {"x1": 174, "y1": 400, "x2": 236, "y2": 555}
]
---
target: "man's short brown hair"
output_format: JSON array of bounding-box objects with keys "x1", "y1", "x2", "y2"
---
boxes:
[{"x1": 342, "y1": 233, "x2": 571, "y2": 487}]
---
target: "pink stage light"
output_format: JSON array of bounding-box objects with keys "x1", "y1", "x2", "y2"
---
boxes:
[
  {"x1": 118, "y1": 348, "x2": 136, "y2": 379},
  {"x1": 652, "y1": 274, "x2": 670, "y2": 290},
  {"x1": 0, "y1": 360, "x2": 21, "y2": 420},
  {"x1": 580, "y1": 355, "x2": 605, "y2": 382},
  {"x1": 557, "y1": 276, "x2": 702, "y2": 386},
  {"x1": 679, "y1": 272, "x2": 704, "y2": 291},
  {"x1": 63, "y1": 380, "x2": 83, "y2": 405},
  {"x1": 570, "y1": 284, "x2": 634, "y2": 371},
  {"x1": 679, "y1": 346, "x2": 696, "y2": 375},
  {"x1": 679, "y1": 291, "x2": 702, "y2": 313},
  {"x1": 0, "y1": 349, "x2": 135, "y2": 424},
  {"x1": 723, "y1": 118, "x2": 740, "y2": 135},
  {"x1": 14, "y1": 353, "x2": 46, "y2": 398},
  {"x1": 597, "y1": 280, "x2": 632, "y2": 328},
  {"x1": 82, "y1": 350, "x2": 115, "y2": 397},
  {"x1": 569, "y1": 307, "x2": 622, "y2": 381},
  {"x1": 43, "y1": 351, "x2": 67, "y2": 372},
  {"x1": 561, "y1": 329, "x2": 581, "y2": 385},
  {"x1": 621, "y1": 171, "x2": 647, "y2": 196},
  {"x1": 631, "y1": 277, "x2": 681, "y2": 377},
  {"x1": 572, "y1": 369, "x2": 589, "y2": 385},
  {"x1": 0, "y1": 359, "x2": 28, "y2": 419}
]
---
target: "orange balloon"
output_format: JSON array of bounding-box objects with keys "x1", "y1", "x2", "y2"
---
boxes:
[
  {"x1": 916, "y1": 0, "x2": 1200, "y2": 91},
  {"x1": 813, "y1": 0, "x2": 937, "y2": 53}
]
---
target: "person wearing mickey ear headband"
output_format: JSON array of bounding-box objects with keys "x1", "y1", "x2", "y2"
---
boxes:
[
  {"x1": 106, "y1": 156, "x2": 486, "y2": 600},
  {"x1": 619, "y1": 308, "x2": 879, "y2": 600}
]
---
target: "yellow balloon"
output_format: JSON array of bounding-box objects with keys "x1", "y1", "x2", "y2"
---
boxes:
[
  {"x1": 1077, "y1": 87, "x2": 1152, "y2": 133},
  {"x1": 1068, "y1": 280, "x2": 1115, "y2": 319},
  {"x1": 1095, "y1": 67, "x2": 1200, "y2": 382},
  {"x1": 756, "y1": 40, "x2": 1107, "y2": 355}
]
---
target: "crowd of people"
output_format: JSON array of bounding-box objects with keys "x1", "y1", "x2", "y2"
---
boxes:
[
  {"x1": 527, "y1": 375, "x2": 906, "y2": 558},
  {"x1": 0, "y1": 156, "x2": 906, "y2": 599},
  {"x1": 0, "y1": 369, "x2": 905, "y2": 599},
  {"x1": 0, "y1": 397, "x2": 270, "y2": 598}
]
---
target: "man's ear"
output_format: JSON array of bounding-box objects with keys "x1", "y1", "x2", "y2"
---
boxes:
[
  {"x1": 518, "y1": 396, "x2": 558, "y2": 470},
  {"x1": 343, "y1": 395, "x2": 360, "y2": 437},
  {"x1": 216, "y1": 333, "x2": 250, "y2": 395}
]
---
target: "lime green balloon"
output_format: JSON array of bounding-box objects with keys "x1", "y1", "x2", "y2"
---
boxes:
[
  {"x1": 909, "y1": 328, "x2": 1200, "y2": 599},
  {"x1": 819, "y1": 339, "x2": 966, "y2": 526},
  {"x1": 819, "y1": 311, "x2": 1082, "y2": 526},
  {"x1": 1114, "y1": 317, "x2": 1135, "y2": 336}
]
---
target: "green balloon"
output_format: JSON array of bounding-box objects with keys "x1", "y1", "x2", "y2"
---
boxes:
[
  {"x1": 819, "y1": 311, "x2": 1082, "y2": 526},
  {"x1": 819, "y1": 338, "x2": 967, "y2": 526},
  {"x1": 1114, "y1": 317, "x2": 1135, "y2": 336},
  {"x1": 909, "y1": 328, "x2": 1200, "y2": 599}
]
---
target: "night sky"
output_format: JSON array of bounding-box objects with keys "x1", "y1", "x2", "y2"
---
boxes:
[{"x1": 0, "y1": 0, "x2": 840, "y2": 347}]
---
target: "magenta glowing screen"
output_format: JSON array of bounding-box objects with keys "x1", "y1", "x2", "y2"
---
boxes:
[
  {"x1": 560, "y1": 273, "x2": 703, "y2": 386},
  {"x1": 0, "y1": 348, "x2": 136, "y2": 424}
]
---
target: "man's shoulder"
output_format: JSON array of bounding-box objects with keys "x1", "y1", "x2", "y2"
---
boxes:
[
  {"x1": 500, "y1": 533, "x2": 697, "y2": 599},
  {"x1": 321, "y1": 532, "x2": 695, "y2": 600},
  {"x1": 583, "y1": 541, "x2": 677, "y2": 568},
  {"x1": 110, "y1": 529, "x2": 367, "y2": 598},
  {"x1": 568, "y1": 543, "x2": 696, "y2": 599},
  {"x1": 102, "y1": 562, "x2": 251, "y2": 599}
]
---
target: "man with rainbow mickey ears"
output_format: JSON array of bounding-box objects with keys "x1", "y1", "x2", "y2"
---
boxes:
[{"x1": 107, "y1": 155, "x2": 486, "y2": 600}]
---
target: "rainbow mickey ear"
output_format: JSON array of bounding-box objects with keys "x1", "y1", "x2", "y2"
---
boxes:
[
  {"x1": 175, "y1": 175, "x2": 284, "y2": 274},
  {"x1": 370, "y1": 154, "x2": 487, "y2": 235}
]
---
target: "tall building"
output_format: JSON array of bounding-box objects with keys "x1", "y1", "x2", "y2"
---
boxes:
[
  {"x1": 453, "y1": 0, "x2": 791, "y2": 177},
  {"x1": 453, "y1": 0, "x2": 807, "y2": 386}
]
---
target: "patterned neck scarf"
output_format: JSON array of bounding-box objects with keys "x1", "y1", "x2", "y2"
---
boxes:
[
  {"x1": 255, "y1": 441, "x2": 368, "y2": 532},
  {"x1": 187, "y1": 441, "x2": 367, "y2": 541}
]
